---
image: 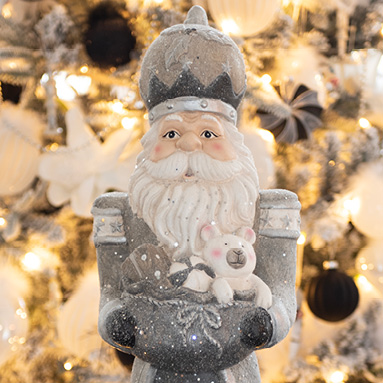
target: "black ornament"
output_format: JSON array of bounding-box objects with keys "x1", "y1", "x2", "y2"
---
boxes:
[
  {"x1": 306, "y1": 262, "x2": 359, "y2": 322},
  {"x1": 256, "y1": 81, "x2": 323, "y2": 144},
  {"x1": 1, "y1": 82, "x2": 22, "y2": 104},
  {"x1": 84, "y1": 2, "x2": 136, "y2": 68}
]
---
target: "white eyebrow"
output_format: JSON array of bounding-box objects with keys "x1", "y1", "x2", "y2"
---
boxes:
[
  {"x1": 201, "y1": 114, "x2": 219, "y2": 123},
  {"x1": 164, "y1": 114, "x2": 183, "y2": 122}
]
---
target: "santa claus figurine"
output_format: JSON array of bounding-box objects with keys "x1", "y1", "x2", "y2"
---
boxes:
[{"x1": 92, "y1": 5, "x2": 301, "y2": 382}]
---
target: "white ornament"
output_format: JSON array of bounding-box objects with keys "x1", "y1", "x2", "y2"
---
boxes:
[
  {"x1": 271, "y1": 45, "x2": 327, "y2": 107},
  {"x1": 207, "y1": 0, "x2": 279, "y2": 37},
  {"x1": 57, "y1": 269, "x2": 104, "y2": 360},
  {"x1": 356, "y1": 239, "x2": 383, "y2": 294},
  {"x1": 349, "y1": 159, "x2": 383, "y2": 239},
  {"x1": 360, "y1": 50, "x2": 383, "y2": 124},
  {"x1": 0, "y1": 103, "x2": 44, "y2": 196},
  {"x1": 39, "y1": 107, "x2": 133, "y2": 217},
  {"x1": 0, "y1": 264, "x2": 29, "y2": 366},
  {"x1": 331, "y1": 50, "x2": 383, "y2": 124}
]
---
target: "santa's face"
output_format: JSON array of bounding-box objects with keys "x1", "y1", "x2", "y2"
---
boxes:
[
  {"x1": 150, "y1": 112, "x2": 237, "y2": 164},
  {"x1": 129, "y1": 111, "x2": 259, "y2": 259}
]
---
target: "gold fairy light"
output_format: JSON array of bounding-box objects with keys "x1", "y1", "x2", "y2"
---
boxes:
[
  {"x1": 356, "y1": 275, "x2": 374, "y2": 292},
  {"x1": 1, "y1": 3, "x2": 12, "y2": 18},
  {"x1": 220, "y1": 19, "x2": 240, "y2": 35},
  {"x1": 66, "y1": 75, "x2": 92, "y2": 96},
  {"x1": 121, "y1": 116, "x2": 139, "y2": 130},
  {"x1": 358, "y1": 117, "x2": 371, "y2": 129},
  {"x1": 260, "y1": 74, "x2": 272, "y2": 84},
  {"x1": 80, "y1": 65, "x2": 89, "y2": 74},
  {"x1": 0, "y1": 217, "x2": 6, "y2": 227},
  {"x1": 64, "y1": 361, "x2": 73, "y2": 371},
  {"x1": 16, "y1": 308, "x2": 27, "y2": 320},
  {"x1": 257, "y1": 128, "x2": 275, "y2": 145},
  {"x1": 328, "y1": 370, "x2": 347, "y2": 383},
  {"x1": 111, "y1": 100, "x2": 125, "y2": 114},
  {"x1": 343, "y1": 197, "x2": 360, "y2": 216},
  {"x1": 47, "y1": 142, "x2": 59, "y2": 152},
  {"x1": 22, "y1": 252, "x2": 42, "y2": 271},
  {"x1": 54, "y1": 72, "x2": 76, "y2": 101}
]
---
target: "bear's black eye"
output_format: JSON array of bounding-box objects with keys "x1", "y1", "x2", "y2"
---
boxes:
[{"x1": 224, "y1": 243, "x2": 228, "y2": 246}]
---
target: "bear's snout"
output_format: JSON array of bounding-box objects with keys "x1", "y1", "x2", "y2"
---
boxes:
[{"x1": 226, "y1": 249, "x2": 246, "y2": 269}]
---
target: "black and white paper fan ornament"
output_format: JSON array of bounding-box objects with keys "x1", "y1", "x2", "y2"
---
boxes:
[
  {"x1": 84, "y1": 2, "x2": 136, "y2": 68},
  {"x1": 256, "y1": 81, "x2": 323, "y2": 144},
  {"x1": 306, "y1": 260, "x2": 359, "y2": 322}
]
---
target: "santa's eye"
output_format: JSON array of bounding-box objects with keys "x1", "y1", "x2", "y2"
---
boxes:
[
  {"x1": 163, "y1": 130, "x2": 180, "y2": 139},
  {"x1": 201, "y1": 130, "x2": 218, "y2": 139}
]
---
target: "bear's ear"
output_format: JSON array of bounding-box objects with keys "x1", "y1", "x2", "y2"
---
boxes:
[
  {"x1": 236, "y1": 227, "x2": 256, "y2": 245},
  {"x1": 201, "y1": 225, "x2": 220, "y2": 242}
]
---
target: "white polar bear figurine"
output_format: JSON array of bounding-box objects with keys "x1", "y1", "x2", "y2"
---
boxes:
[{"x1": 200, "y1": 225, "x2": 273, "y2": 307}]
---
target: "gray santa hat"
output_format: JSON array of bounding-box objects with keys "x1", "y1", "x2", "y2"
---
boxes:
[{"x1": 139, "y1": 5, "x2": 246, "y2": 125}]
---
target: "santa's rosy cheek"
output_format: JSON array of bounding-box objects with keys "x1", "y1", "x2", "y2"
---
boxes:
[
  {"x1": 153, "y1": 144, "x2": 162, "y2": 154},
  {"x1": 211, "y1": 248, "x2": 222, "y2": 259},
  {"x1": 212, "y1": 143, "x2": 223, "y2": 151}
]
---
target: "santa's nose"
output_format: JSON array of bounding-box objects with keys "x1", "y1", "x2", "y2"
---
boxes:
[{"x1": 176, "y1": 132, "x2": 202, "y2": 152}]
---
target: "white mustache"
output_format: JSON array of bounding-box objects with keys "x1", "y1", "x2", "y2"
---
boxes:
[{"x1": 142, "y1": 151, "x2": 244, "y2": 182}]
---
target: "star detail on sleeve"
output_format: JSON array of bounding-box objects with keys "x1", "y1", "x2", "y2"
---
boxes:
[
  {"x1": 260, "y1": 210, "x2": 273, "y2": 228},
  {"x1": 38, "y1": 107, "x2": 133, "y2": 217},
  {"x1": 95, "y1": 219, "x2": 105, "y2": 234},
  {"x1": 110, "y1": 221, "x2": 123, "y2": 233},
  {"x1": 280, "y1": 214, "x2": 292, "y2": 229}
]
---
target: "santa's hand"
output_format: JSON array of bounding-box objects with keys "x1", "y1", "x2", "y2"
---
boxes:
[
  {"x1": 99, "y1": 301, "x2": 136, "y2": 349},
  {"x1": 240, "y1": 308, "x2": 273, "y2": 349}
]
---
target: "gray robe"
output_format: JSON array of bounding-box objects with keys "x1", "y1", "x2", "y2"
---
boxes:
[{"x1": 92, "y1": 189, "x2": 300, "y2": 382}]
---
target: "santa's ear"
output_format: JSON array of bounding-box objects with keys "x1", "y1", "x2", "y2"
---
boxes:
[
  {"x1": 236, "y1": 227, "x2": 256, "y2": 244},
  {"x1": 201, "y1": 225, "x2": 220, "y2": 242}
]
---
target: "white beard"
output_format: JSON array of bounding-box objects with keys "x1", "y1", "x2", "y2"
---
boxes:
[{"x1": 128, "y1": 151, "x2": 259, "y2": 259}]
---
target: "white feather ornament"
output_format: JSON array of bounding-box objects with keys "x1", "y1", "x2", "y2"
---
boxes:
[
  {"x1": 57, "y1": 269, "x2": 104, "y2": 361},
  {"x1": 38, "y1": 107, "x2": 133, "y2": 217},
  {"x1": 0, "y1": 102, "x2": 44, "y2": 197}
]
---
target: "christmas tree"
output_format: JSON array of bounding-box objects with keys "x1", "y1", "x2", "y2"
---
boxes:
[{"x1": 0, "y1": 0, "x2": 382, "y2": 382}]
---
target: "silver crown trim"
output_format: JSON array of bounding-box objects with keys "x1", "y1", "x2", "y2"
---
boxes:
[{"x1": 148, "y1": 96, "x2": 237, "y2": 125}]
